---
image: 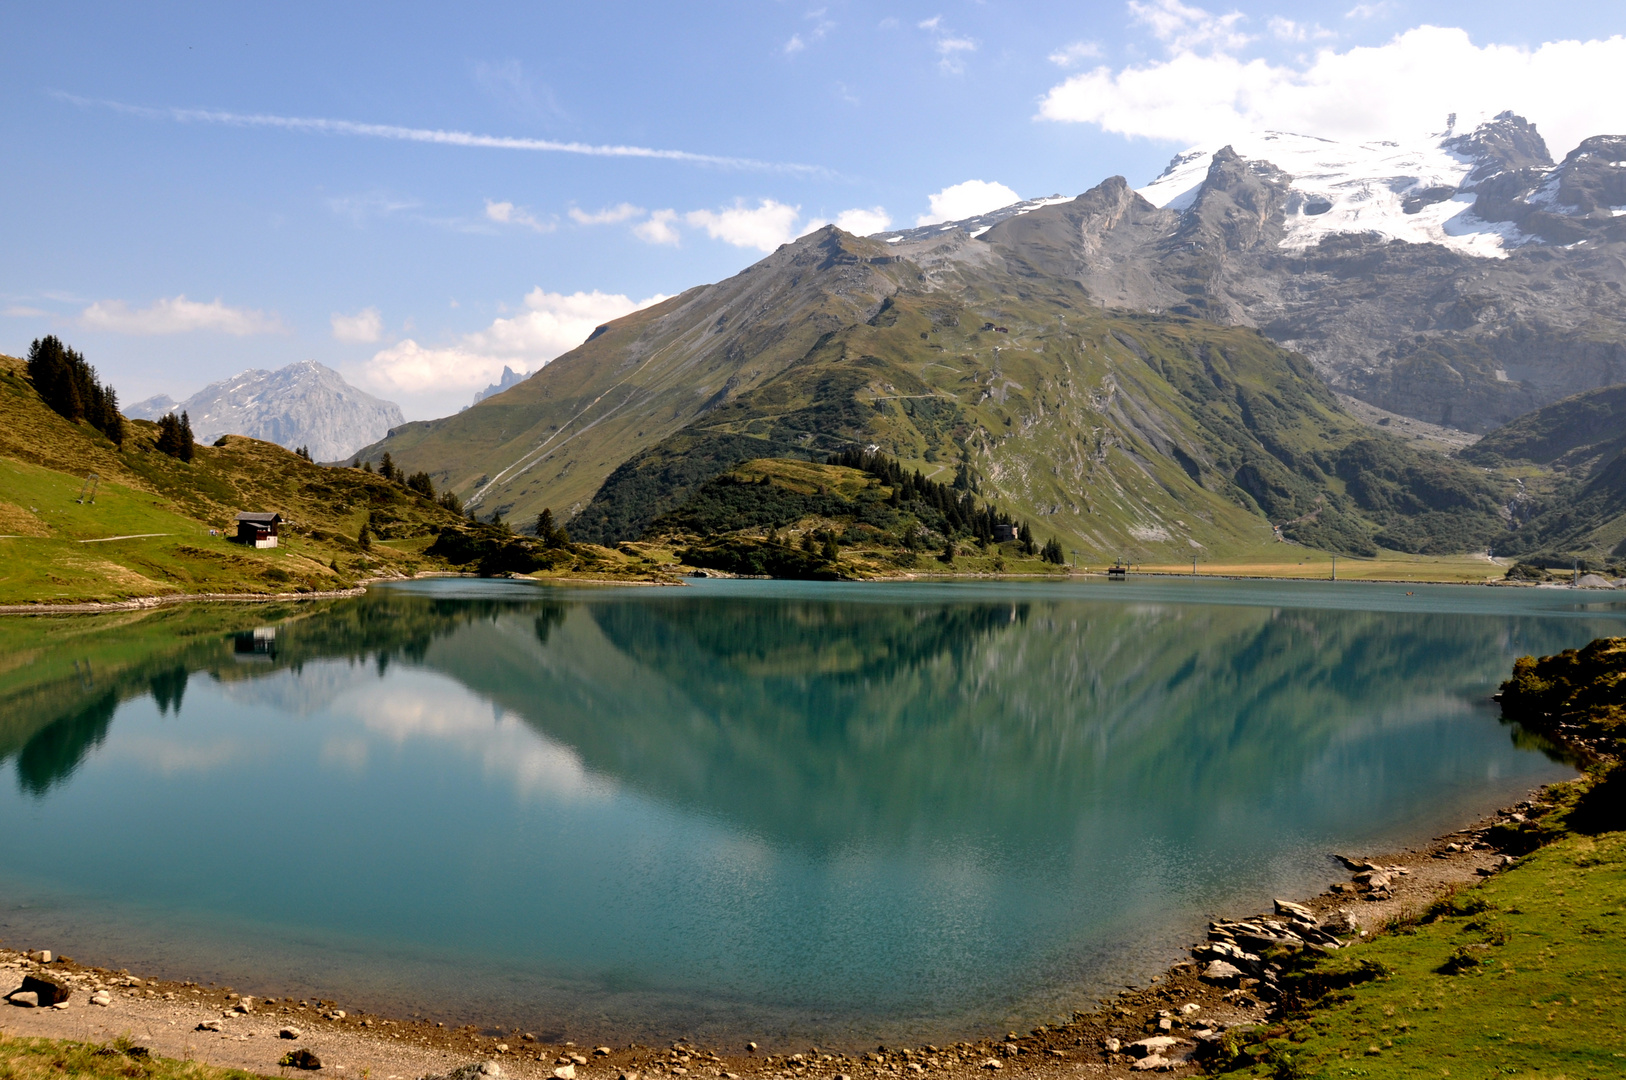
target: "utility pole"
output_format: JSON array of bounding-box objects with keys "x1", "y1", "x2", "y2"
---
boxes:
[{"x1": 1331, "y1": 555, "x2": 1337, "y2": 582}]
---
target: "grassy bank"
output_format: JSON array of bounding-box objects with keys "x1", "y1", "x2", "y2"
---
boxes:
[
  {"x1": 1216, "y1": 639, "x2": 1626, "y2": 1079},
  {"x1": 0, "y1": 1032, "x2": 268, "y2": 1080}
]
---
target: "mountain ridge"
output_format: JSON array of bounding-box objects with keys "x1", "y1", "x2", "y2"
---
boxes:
[{"x1": 129, "y1": 360, "x2": 404, "y2": 461}]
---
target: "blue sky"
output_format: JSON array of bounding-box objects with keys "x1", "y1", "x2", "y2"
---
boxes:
[{"x1": 4, "y1": 1, "x2": 1624, "y2": 418}]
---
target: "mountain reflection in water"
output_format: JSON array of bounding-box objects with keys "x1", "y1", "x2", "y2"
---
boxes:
[{"x1": 0, "y1": 578, "x2": 1606, "y2": 1046}]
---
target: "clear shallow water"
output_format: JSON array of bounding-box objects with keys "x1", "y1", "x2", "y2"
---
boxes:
[{"x1": 0, "y1": 577, "x2": 1609, "y2": 1047}]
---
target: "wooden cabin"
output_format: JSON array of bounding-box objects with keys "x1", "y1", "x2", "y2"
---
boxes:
[{"x1": 234, "y1": 512, "x2": 282, "y2": 549}]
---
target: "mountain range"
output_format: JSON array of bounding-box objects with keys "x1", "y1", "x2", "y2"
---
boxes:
[
  {"x1": 128, "y1": 360, "x2": 403, "y2": 462},
  {"x1": 353, "y1": 113, "x2": 1626, "y2": 564}
]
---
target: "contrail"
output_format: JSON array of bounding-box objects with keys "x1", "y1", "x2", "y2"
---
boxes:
[{"x1": 58, "y1": 93, "x2": 827, "y2": 176}]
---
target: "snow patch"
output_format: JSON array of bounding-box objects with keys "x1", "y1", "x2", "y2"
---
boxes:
[{"x1": 1138, "y1": 129, "x2": 1531, "y2": 259}]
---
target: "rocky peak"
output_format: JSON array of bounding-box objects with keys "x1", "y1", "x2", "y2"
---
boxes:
[
  {"x1": 1445, "y1": 111, "x2": 1552, "y2": 185},
  {"x1": 1550, "y1": 135, "x2": 1626, "y2": 215}
]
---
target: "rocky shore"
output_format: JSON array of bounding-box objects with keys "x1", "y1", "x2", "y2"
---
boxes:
[{"x1": 0, "y1": 792, "x2": 1549, "y2": 1080}]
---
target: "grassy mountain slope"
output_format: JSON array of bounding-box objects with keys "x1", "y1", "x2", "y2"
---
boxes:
[
  {"x1": 1459, "y1": 384, "x2": 1626, "y2": 561},
  {"x1": 0, "y1": 352, "x2": 475, "y2": 602},
  {"x1": 365, "y1": 226, "x2": 1510, "y2": 561},
  {"x1": 573, "y1": 231, "x2": 1509, "y2": 558},
  {"x1": 354, "y1": 229, "x2": 909, "y2": 521}
]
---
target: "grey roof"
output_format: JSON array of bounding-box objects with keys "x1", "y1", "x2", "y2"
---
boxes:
[{"x1": 235, "y1": 512, "x2": 282, "y2": 523}]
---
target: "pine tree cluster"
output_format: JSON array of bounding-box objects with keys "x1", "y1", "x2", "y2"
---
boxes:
[
  {"x1": 362, "y1": 450, "x2": 460, "y2": 511},
  {"x1": 154, "y1": 411, "x2": 195, "y2": 461},
  {"x1": 26, "y1": 336, "x2": 124, "y2": 445},
  {"x1": 533, "y1": 508, "x2": 571, "y2": 548},
  {"x1": 825, "y1": 448, "x2": 1042, "y2": 554}
]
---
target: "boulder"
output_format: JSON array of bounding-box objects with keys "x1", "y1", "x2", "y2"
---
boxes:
[
  {"x1": 197, "y1": 1021, "x2": 223, "y2": 1032},
  {"x1": 554, "y1": 1067, "x2": 576, "y2": 1080},
  {"x1": 7, "y1": 991, "x2": 40, "y2": 1008},
  {"x1": 1201, "y1": 960, "x2": 1245, "y2": 986},
  {"x1": 280, "y1": 1028, "x2": 302, "y2": 1040},
  {"x1": 21, "y1": 972, "x2": 71, "y2": 1006},
  {"x1": 1273, "y1": 898, "x2": 1316, "y2": 922},
  {"x1": 424, "y1": 1063, "x2": 503, "y2": 1080},
  {"x1": 1126, "y1": 1037, "x2": 1180, "y2": 1059},
  {"x1": 281, "y1": 1049, "x2": 322, "y2": 1071},
  {"x1": 1130, "y1": 1056, "x2": 1172, "y2": 1072}
]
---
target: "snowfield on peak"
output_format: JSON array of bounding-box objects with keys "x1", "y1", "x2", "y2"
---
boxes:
[{"x1": 1137, "y1": 129, "x2": 1528, "y2": 259}]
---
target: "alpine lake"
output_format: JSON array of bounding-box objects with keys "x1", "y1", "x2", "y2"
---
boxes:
[{"x1": 0, "y1": 576, "x2": 1613, "y2": 1048}]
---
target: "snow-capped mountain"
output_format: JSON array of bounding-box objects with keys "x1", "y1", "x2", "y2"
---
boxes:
[
  {"x1": 886, "y1": 112, "x2": 1626, "y2": 431},
  {"x1": 127, "y1": 360, "x2": 404, "y2": 462},
  {"x1": 1134, "y1": 113, "x2": 1624, "y2": 262}
]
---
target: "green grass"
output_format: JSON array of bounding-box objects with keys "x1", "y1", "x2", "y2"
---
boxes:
[
  {"x1": 0, "y1": 352, "x2": 486, "y2": 603},
  {"x1": 0, "y1": 1033, "x2": 270, "y2": 1080},
  {"x1": 1222, "y1": 830, "x2": 1626, "y2": 1079}
]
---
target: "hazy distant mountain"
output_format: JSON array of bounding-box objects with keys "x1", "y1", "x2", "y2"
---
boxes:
[
  {"x1": 470, "y1": 365, "x2": 527, "y2": 407},
  {"x1": 127, "y1": 360, "x2": 404, "y2": 461}
]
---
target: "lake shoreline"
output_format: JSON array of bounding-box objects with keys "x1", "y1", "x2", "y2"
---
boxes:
[
  {"x1": 0, "y1": 776, "x2": 1564, "y2": 1080},
  {"x1": 0, "y1": 567, "x2": 1586, "y2": 615}
]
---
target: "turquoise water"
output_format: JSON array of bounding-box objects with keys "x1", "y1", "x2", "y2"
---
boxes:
[{"x1": 0, "y1": 577, "x2": 1610, "y2": 1047}]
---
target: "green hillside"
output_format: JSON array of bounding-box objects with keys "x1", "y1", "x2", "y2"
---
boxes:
[
  {"x1": 0, "y1": 351, "x2": 663, "y2": 603},
  {"x1": 1459, "y1": 384, "x2": 1626, "y2": 563},
  {"x1": 360, "y1": 227, "x2": 1512, "y2": 563}
]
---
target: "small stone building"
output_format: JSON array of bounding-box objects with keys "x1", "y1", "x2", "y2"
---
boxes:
[{"x1": 234, "y1": 512, "x2": 282, "y2": 549}]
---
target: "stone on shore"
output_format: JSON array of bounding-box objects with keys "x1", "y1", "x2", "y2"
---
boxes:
[
  {"x1": 554, "y1": 1066, "x2": 576, "y2": 1080},
  {"x1": 280, "y1": 1027, "x2": 302, "y2": 1039},
  {"x1": 281, "y1": 1049, "x2": 322, "y2": 1070},
  {"x1": 425, "y1": 1062, "x2": 503, "y2": 1080},
  {"x1": 1130, "y1": 1056, "x2": 1173, "y2": 1072},
  {"x1": 979, "y1": 1058, "x2": 1003, "y2": 1069},
  {"x1": 1127, "y1": 1037, "x2": 1180, "y2": 1059},
  {"x1": 197, "y1": 1020, "x2": 223, "y2": 1032},
  {"x1": 1273, "y1": 898, "x2": 1316, "y2": 922},
  {"x1": 27, "y1": 951, "x2": 53, "y2": 964},
  {"x1": 91, "y1": 990, "x2": 112, "y2": 1007},
  {"x1": 7, "y1": 991, "x2": 40, "y2": 1008},
  {"x1": 21, "y1": 972, "x2": 71, "y2": 1006},
  {"x1": 1201, "y1": 960, "x2": 1244, "y2": 986}
]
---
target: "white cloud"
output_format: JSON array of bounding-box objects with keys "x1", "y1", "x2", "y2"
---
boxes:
[
  {"x1": 634, "y1": 208, "x2": 682, "y2": 245},
  {"x1": 80, "y1": 295, "x2": 285, "y2": 336},
  {"x1": 1049, "y1": 41, "x2": 1104, "y2": 67},
  {"x1": 1345, "y1": 2, "x2": 1394, "y2": 18},
  {"x1": 1037, "y1": 24, "x2": 1626, "y2": 157},
  {"x1": 358, "y1": 288, "x2": 666, "y2": 400},
  {"x1": 686, "y1": 199, "x2": 803, "y2": 251},
  {"x1": 917, "y1": 15, "x2": 976, "y2": 73},
  {"x1": 71, "y1": 95, "x2": 825, "y2": 177},
  {"x1": 326, "y1": 191, "x2": 419, "y2": 225},
  {"x1": 3, "y1": 305, "x2": 48, "y2": 318},
  {"x1": 785, "y1": 33, "x2": 806, "y2": 54},
  {"x1": 484, "y1": 199, "x2": 555, "y2": 232},
  {"x1": 1268, "y1": 17, "x2": 1332, "y2": 43},
  {"x1": 1129, "y1": 0, "x2": 1251, "y2": 54},
  {"x1": 569, "y1": 202, "x2": 643, "y2": 225},
  {"x1": 834, "y1": 207, "x2": 893, "y2": 235},
  {"x1": 331, "y1": 307, "x2": 383, "y2": 343},
  {"x1": 915, "y1": 180, "x2": 1021, "y2": 226}
]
